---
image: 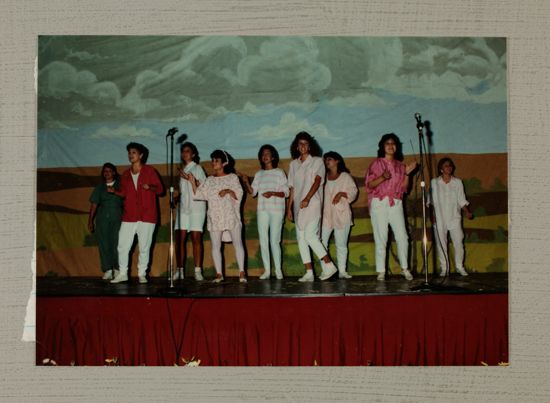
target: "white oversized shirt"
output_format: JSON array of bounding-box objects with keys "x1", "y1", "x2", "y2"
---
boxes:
[
  {"x1": 288, "y1": 155, "x2": 325, "y2": 230},
  {"x1": 429, "y1": 176, "x2": 469, "y2": 230},
  {"x1": 251, "y1": 168, "x2": 289, "y2": 213},
  {"x1": 322, "y1": 172, "x2": 358, "y2": 230},
  {"x1": 178, "y1": 161, "x2": 207, "y2": 216}
]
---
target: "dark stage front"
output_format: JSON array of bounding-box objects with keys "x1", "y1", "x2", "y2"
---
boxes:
[{"x1": 36, "y1": 273, "x2": 508, "y2": 366}]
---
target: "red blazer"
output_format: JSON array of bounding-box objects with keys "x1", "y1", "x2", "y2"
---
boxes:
[{"x1": 120, "y1": 164, "x2": 164, "y2": 224}]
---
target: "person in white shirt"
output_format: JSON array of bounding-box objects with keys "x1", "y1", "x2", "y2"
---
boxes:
[
  {"x1": 242, "y1": 145, "x2": 289, "y2": 280},
  {"x1": 287, "y1": 132, "x2": 338, "y2": 282},
  {"x1": 321, "y1": 151, "x2": 358, "y2": 279},
  {"x1": 173, "y1": 142, "x2": 207, "y2": 281},
  {"x1": 189, "y1": 150, "x2": 247, "y2": 283},
  {"x1": 429, "y1": 157, "x2": 473, "y2": 277}
]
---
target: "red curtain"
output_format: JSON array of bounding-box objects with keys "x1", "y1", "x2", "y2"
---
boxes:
[{"x1": 36, "y1": 294, "x2": 508, "y2": 366}]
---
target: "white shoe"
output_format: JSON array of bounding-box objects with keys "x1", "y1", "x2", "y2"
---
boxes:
[
  {"x1": 194, "y1": 268, "x2": 204, "y2": 281},
  {"x1": 274, "y1": 268, "x2": 283, "y2": 280},
  {"x1": 401, "y1": 268, "x2": 413, "y2": 281},
  {"x1": 102, "y1": 271, "x2": 113, "y2": 280},
  {"x1": 138, "y1": 276, "x2": 148, "y2": 284},
  {"x1": 239, "y1": 274, "x2": 248, "y2": 283},
  {"x1": 259, "y1": 270, "x2": 271, "y2": 280},
  {"x1": 172, "y1": 268, "x2": 184, "y2": 281},
  {"x1": 319, "y1": 262, "x2": 337, "y2": 280},
  {"x1": 298, "y1": 271, "x2": 314, "y2": 282},
  {"x1": 338, "y1": 271, "x2": 352, "y2": 279},
  {"x1": 377, "y1": 272, "x2": 385, "y2": 281},
  {"x1": 110, "y1": 273, "x2": 128, "y2": 284},
  {"x1": 457, "y1": 267, "x2": 469, "y2": 276},
  {"x1": 439, "y1": 270, "x2": 448, "y2": 277},
  {"x1": 212, "y1": 274, "x2": 224, "y2": 283}
]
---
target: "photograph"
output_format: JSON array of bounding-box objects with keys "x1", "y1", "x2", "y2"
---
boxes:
[{"x1": 35, "y1": 35, "x2": 508, "y2": 366}]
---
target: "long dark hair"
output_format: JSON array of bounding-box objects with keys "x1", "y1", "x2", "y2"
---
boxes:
[
  {"x1": 290, "y1": 131, "x2": 322, "y2": 160},
  {"x1": 210, "y1": 149, "x2": 236, "y2": 174},
  {"x1": 323, "y1": 151, "x2": 350, "y2": 174},
  {"x1": 181, "y1": 142, "x2": 200, "y2": 164},
  {"x1": 101, "y1": 162, "x2": 119, "y2": 180},
  {"x1": 377, "y1": 133, "x2": 404, "y2": 161},
  {"x1": 258, "y1": 144, "x2": 279, "y2": 169}
]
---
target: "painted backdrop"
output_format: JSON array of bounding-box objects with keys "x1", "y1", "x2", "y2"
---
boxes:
[{"x1": 37, "y1": 36, "x2": 507, "y2": 278}]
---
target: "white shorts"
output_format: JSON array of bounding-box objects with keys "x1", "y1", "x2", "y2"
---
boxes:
[{"x1": 175, "y1": 211, "x2": 206, "y2": 232}]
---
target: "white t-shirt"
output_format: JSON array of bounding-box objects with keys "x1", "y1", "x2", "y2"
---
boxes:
[{"x1": 178, "y1": 161, "x2": 207, "y2": 216}]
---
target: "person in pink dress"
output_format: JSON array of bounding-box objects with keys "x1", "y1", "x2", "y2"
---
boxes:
[
  {"x1": 287, "y1": 131, "x2": 338, "y2": 282},
  {"x1": 320, "y1": 151, "x2": 358, "y2": 279},
  {"x1": 365, "y1": 133, "x2": 417, "y2": 281},
  {"x1": 188, "y1": 150, "x2": 247, "y2": 283}
]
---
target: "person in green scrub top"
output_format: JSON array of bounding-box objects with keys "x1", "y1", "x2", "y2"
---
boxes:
[{"x1": 88, "y1": 163, "x2": 123, "y2": 280}]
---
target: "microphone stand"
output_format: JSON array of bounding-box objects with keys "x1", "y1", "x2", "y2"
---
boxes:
[
  {"x1": 161, "y1": 127, "x2": 184, "y2": 297},
  {"x1": 410, "y1": 116, "x2": 466, "y2": 292}
]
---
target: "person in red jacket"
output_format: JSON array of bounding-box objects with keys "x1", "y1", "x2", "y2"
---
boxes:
[{"x1": 110, "y1": 142, "x2": 164, "y2": 284}]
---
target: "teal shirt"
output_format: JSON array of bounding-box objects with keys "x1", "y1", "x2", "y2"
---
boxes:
[{"x1": 89, "y1": 181, "x2": 123, "y2": 221}]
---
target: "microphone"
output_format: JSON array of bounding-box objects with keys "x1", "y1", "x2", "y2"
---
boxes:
[
  {"x1": 166, "y1": 127, "x2": 178, "y2": 138},
  {"x1": 414, "y1": 113, "x2": 424, "y2": 129},
  {"x1": 176, "y1": 133, "x2": 188, "y2": 144}
]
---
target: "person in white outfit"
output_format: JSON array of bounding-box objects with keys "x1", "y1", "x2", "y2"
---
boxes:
[
  {"x1": 173, "y1": 142, "x2": 207, "y2": 281},
  {"x1": 365, "y1": 133, "x2": 417, "y2": 281},
  {"x1": 189, "y1": 150, "x2": 247, "y2": 283},
  {"x1": 320, "y1": 151, "x2": 358, "y2": 279},
  {"x1": 429, "y1": 157, "x2": 473, "y2": 277},
  {"x1": 287, "y1": 131, "x2": 338, "y2": 282},
  {"x1": 241, "y1": 144, "x2": 289, "y2": 280}
]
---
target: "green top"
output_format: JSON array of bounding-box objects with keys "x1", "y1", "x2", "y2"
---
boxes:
[{"x1": 89, "y1": 181, "x2": 123, "y2": 221}]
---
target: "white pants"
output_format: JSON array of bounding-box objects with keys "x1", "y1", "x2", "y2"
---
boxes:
[
  {"x1": 321, "y1": 224, "x2": 351, "y2": 272},
  {"x1": 370, "y1": 198, "x2": 409, "y2": 273},
  {"x1": 210, "y1": 225, "x2": 245, "y2": 275},
  {"x1": 257, "y1": 211, "x2": 284, "y2": 273},
  {"x1": 296, "y1": 217, "x2": 328, "y2": 264},
  {"x1": 117, "y1": 221, "x2": 156, "y2": 277},
  {"x1": 434, "y1": 222, "x2": 465, "y2": 272}
]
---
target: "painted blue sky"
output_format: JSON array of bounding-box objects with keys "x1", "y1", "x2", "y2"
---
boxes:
[{"x1": 37, "y1": 36, "x2": 506, "y2": 168}]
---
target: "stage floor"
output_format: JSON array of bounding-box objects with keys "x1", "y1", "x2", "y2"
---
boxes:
[{"x1": 37, "y1": 272, "x2": 508, "y2": 298}]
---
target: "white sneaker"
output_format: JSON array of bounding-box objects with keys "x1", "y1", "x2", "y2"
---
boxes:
[
  {"x1": 212, "y1": 274, "x2": 224, "y2": 283},
  {"x1": 138, "y1": 276, "x2": 148, "y2": 284},
  {"x1": 401, "y1": 268, "x2": 413, "y2": 281},
  {"x1": 274, "y1": 268, "x2": 283, "y2": 280},
  {"x1": 239, "y1": 274, "x2": 248, "y2": 283},
  {"x1": 298, "y1": 270, "x2": 314, "y2": 282},
  {"x1": 377, "y1": 272, "x2": 385, "y2": 281},
  {"x1": 319, "y1": 262, "x2": 337, "y2": 280},
  {"x1": 102, "y1": 271, "x2": 113, "y2": 280},
  {"x1": 172, "y1": 268, "x2": 184, "y2": 281},
  {"x1": 457, "y1": 267, "x2": 469, "y2": 276},
  {"x1": 194, "y1": 268, "x2": 204, "y2": 281},
  {"x1": 110, "y1": 273, "x2": 128, "y2": 284},
  {"x1": 439, "y1": 270, "x2": 448, "y2": 277},
  {"x1": 259, "y1": 270, "x2": 271, "y2": 280},
  {"x1": 338, "y1": 271, "x2": 352, "y2": 279}
]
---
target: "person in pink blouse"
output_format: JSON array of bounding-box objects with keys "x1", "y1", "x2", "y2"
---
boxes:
[
  {"x1": 365, "y1": 133, "x2": 417, "y2": 281},
  {"x1": 321, "y1": 151, "x2": 358, "y2": 279},
  {"x1": 287, "y1": 131, "x2": 338, "y2": 282},
  {"x1": 188, "y1": 150, "x2": 247, "y2": 283}
]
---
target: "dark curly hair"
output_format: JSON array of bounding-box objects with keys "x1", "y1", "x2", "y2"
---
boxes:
[
  {"x1": 437, "y1": 157, "x2": 455, "y2": 175},
  {"x1": 100, "y1": 162, "x2": 119, "y2": 180},
  {"x1": 180, "y1": 142, "x2": 200, "y2": 164},
  {"x1": 290, "y1": 131, "x2": 322, "y2": 160},
  {"x1": 376, "y1": 133, "x2": 404, "y2": 161},
  {"x1": 126, "y1": 142, "x2": 149, "y2": 164},
  {"x1": 258, "y1": 144, "x2": 279, "y2": 169},
  {"x1": 323, "y1": 151, "x2": 350, "y2": 174},
  {"x1": 210, "y1": 149, "x2": 236, "y2": 174}
]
